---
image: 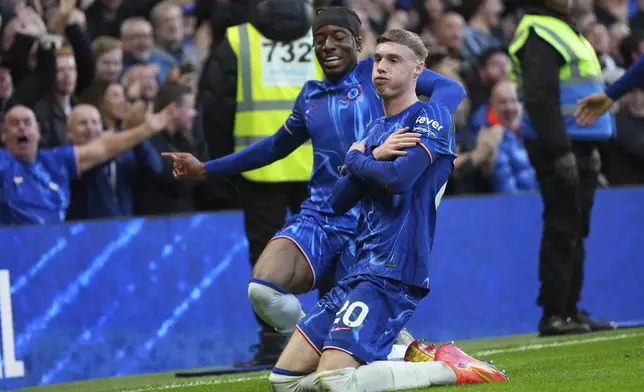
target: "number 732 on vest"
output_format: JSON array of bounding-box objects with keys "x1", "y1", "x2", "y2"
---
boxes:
[{"x1": 227, "y1": 24, "x2": 323, "y2": 183}]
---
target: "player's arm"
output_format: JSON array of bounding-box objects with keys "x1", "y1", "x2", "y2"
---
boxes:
[
  {"x1": 74, "y1": 105, "x2": 172, "y2": 174},
  {"x1": 346, "y1": 103, "x2": 453, "y2": 194},
  {"x1": 345, "y1": 145, "x2": 430, "y2": 194},
  {"x1": 577, "y1": 55, "x2": 644, "y2": 126},
  {"x1": 575, "y1": 56, "x2": 644, "y2": 125},
  {"x1": 204, "y1": 91, "x2": 310, "y2": 176},
  {"x1": 361, "y1": 57, "x2": 465, "y2": 113},
  {"x1": 605, "y1": 55, "x2": 644, "y2": 101},
  {"x1": 416, "y1": 68, "x2": 466, "y2": 113},
  {"x1": 204, "y1": 127, "x2": 309, "y2": 175},
  {"x1": 330, "y1": 173, "x2": 364, "y2": 214}
]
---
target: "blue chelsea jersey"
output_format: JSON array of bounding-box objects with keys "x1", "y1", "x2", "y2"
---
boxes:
[
  {"x1": 283, "y1": 57, "x2": 384, "y2": 231},
  {"x1": 349, "y1": 101, "x2": 457, "y2": 290}
]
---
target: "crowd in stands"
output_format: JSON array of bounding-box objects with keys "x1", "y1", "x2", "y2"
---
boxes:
[
  {"x1": 350, "y1": 0, "x2": 644, "y2": 194},
  {"x1": 0, "y1": 0, "x2": 642, "y2": 226}
]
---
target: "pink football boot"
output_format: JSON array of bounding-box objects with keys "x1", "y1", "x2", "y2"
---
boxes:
[{"x1": 434, "y1": 343, "x2": 509, "y2": 384}]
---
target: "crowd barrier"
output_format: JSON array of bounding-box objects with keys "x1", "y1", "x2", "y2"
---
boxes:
[{"x1": 1, "y1": 187, "x2": 643, "y2": 389}]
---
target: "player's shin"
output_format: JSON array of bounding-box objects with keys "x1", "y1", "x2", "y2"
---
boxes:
[
  {"x1": 313, "y1": 362, "x2": 457, "y2": 392},
  {"x1": 270, "y1": 369, "x2": 317, "y2": 392},
  {"x1": 248, "y1": 278, "x2": 306, "y2": 336}
]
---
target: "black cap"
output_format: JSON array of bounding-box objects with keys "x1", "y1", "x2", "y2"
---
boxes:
[{"x1": 250, "y1": 0, "x2": 313, "y2": 42}]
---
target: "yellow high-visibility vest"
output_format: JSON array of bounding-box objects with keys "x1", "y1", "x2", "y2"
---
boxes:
[
  {"x1": 227, "y1": 23, "x2": 324, "y2": 182},
  {"x1": 508, "y1": 15, "x2": 613, "y2": 140}
]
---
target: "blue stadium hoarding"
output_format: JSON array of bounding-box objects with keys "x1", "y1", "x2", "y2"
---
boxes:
[{"x1": 1, "y1": 188, "x2": 643, "y2": 389}]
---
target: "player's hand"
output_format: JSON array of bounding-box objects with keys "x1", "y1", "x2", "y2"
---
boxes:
[
  {"x1": 575, "y1": 92, "x2": 614, "y2": 126},
  {"x1": 373, "y1": 127, "x2": 420, "y2": 161},
  {"x1": 349, "y1": 141, "x2": 366, "y2": 154},
  {"x1": 161, "y1": 152, "x2": 207, "y2": 180}
]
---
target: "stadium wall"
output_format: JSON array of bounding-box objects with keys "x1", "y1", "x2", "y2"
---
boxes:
[{"x1": 1, "y1": 187, "x2": 643, "y2": 389}]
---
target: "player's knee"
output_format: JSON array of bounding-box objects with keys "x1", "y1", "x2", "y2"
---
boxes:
[
  {"x1": 248, "y1": 279, "x2": 303, "y2": 336},
  {"x1": 248, "y1": 279, "x2": 281, "y2": 307},
  {"x1": 313, "y1": 368, "x2": 357, "y2": 392},
  {"x1": 248, "y1": 279, "x2": 291, "y2": 311}
]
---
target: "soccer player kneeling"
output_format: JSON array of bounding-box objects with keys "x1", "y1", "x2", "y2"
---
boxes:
[{"x1": 267, "y1": 29, "x2": 509, "y2": 392}]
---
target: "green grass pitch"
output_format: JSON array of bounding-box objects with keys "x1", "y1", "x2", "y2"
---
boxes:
[{"x1": 18, "y1": 328, "x2": 644, "y2": 392}]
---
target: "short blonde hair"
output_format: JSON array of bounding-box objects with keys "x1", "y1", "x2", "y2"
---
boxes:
[
  {"x1": 377, "y1": 29, "x2": 429, "y2": 62},
  {"x1": 91, "y1": 36, "x2": 122, "y2": 58}
]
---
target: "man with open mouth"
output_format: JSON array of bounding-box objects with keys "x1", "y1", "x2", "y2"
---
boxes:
[{"x1": 0, "y1": 103, "x2": 173, "y2": 225}]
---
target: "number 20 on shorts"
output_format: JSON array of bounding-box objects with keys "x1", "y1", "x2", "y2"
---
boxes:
[{"x1": 334, "y1": 300, "x2": 370, "y2": 328}]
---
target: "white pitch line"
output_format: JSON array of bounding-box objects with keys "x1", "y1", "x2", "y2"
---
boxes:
[
  {"x1": 114, "y1": 374, "x2": 268, "y2": 392},
  {"x1": 474, "y1": 332, "x2": 644, "y2": 356},
  {"x1": 114, "y1": 332, "x2": 644, "y2": 391}
]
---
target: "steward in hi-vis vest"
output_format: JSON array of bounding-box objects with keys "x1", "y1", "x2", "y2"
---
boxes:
[
  {"x1": 227, "y1": 23, "x2": 323, "y2": 182},
  {"x1": 508, "y1": 0, "x2": 616, "y2": 337},
  {"x1": 217, "y1": 0, "x2": 316, "y2": 369}
]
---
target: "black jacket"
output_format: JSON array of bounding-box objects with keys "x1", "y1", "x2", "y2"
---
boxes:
[
  {"x1": 34, "y1": 93, "x2": 79, "y2": 148},
  {"x1": 134, "y1": 129, "x2": 205, "y2": 215},
  {"x1": 514, "y1": 9, "x2": 573, "y2": 158},
  {"x1": 196, "y1": 0, "x2": 250, "y2": 162},
  {"x1": 193, "y1": 0, "x2": 253, "y2": 209}
]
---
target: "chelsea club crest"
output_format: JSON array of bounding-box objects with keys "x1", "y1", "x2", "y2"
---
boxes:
[{"x1": 345, "y1": 86, "x2": 362, "y2": 102}]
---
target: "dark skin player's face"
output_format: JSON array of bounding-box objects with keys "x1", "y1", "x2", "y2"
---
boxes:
[{"x1": 313, "y1": 25, "x2": 362, "y2": 81}]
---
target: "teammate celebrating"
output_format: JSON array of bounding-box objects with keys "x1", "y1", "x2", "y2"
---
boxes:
[
  {"x1": 268, "y1": 29, "x2": 508, "y2": 392},
  {"x1": 576, "y1": 55, "x2": 644, "y2": 125},
  {"x1": 163, "y1": 6, "x2": 465, "y2": 343}
]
